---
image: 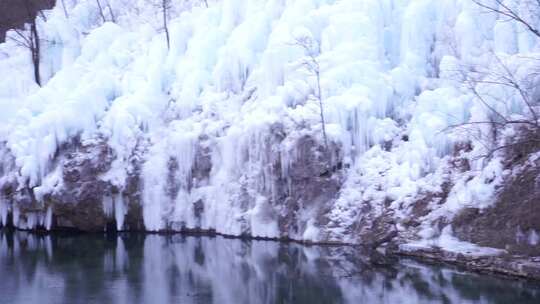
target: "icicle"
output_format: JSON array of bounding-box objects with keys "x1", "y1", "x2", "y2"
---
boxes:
[
  {"x1": 142, "y1": 153, "x2": 168, "y2": 231},
  {"x1": 142, "y1": 128, "x2": 198, "y2": 231},
  {"x1": 37, "y1": 212, "x2": 45, "y2": 228},
  {"x1": 170, "y1": 131, "x2": 197, "y2": 190},
  {"x1": 27, "y1": 213, "x2": 37, "y2": 230},
  {"x1": 280, "y1": 137, "x2": 298, "y2": 195},
  {"x1": 45, "y1": 206, "x2": 53, "y2": 231},
  {"x1": 12, "y1": 206, "x2": 20, "y2": 228},
  {"x1": 114, "y1": 194, "x2": 127, "y2": 231},
  {"x1": 0, "y1": 199, "x2": 8, "y2": 227},
  {"x1": 103, "y1": 196, "x2": 114, "y2": 218}
]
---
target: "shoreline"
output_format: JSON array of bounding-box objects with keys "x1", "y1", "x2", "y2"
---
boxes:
[{"x1": 3, "y1": 225, "x2": 540, "y2": 282}]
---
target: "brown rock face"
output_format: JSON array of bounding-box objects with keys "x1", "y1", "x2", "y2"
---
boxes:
[
  {"x1": 453, "y1": 157, "x2": 540, "y2": 255},
  {"x1": 1, "y1": 125, "x2": 344, "y2": 236},
  {"x1": 0, "y1": 138, "x2": 144, "y2": 232},
  {"x1": 48, "y1": 139, "x2": 114, "y2": 231},
  {"x1": 277, "y1": 134, "x2": 344, "y2": 238}
]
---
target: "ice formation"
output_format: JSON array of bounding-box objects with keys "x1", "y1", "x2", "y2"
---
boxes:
[{"x1": 0, "y1": 0, "x2": 538, "y2": 247}]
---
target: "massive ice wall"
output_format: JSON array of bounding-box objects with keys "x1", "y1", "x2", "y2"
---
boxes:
[{"x1": 0, "y1": 0, "x2": 538, "y2": 248}]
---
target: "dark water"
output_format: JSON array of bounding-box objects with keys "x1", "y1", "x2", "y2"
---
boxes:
[{"x1": 1, "y1": 230, "x2": 540, "y2": 304}]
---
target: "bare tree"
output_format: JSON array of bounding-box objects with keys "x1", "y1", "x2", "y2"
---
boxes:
[
  {"x1": 95, "y1": 0, "x2": 107, "y2": 23},
  {"x1": 446, "y1": 1, "x2": 540, "y2": 159},
  {"x1": 471, "y1": 0, "x2": 540, "y2": 38},
  {"x1": 293, "y1": 35, "x2": 328, "y2": 150},
  {"x1": 146, "y1": 0, "x2": 172, "y2": 49},
  {"x1": 140, "y1": 0, "x2": 210, "y2": 50},
  {"x1": 2, "y1": 0, "x2": 44, "y2": 86},
  {"x1": 28, "y1": 13, "x2": 41, "y2": 86},
  {"x1": 447, "y1": 56, "x2": 540, "y2": 159},
  {"x1": 161, "y1": 0, "x2": 171, "y2": 50}
]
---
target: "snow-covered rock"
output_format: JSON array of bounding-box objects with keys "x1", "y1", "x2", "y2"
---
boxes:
[{"x1": 0, "y1": 0, "x2": 539, "y2": 259}]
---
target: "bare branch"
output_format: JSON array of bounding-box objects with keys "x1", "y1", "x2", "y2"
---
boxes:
[
  {"x1": 162, "y1": 0, "x2": 170, "y2": 50},
  {"x1": 292, "y1": 36, "x2": 328, "y2": 150},
  {"x1": 106, "y1": 1, "x2": 117, "y2": 23},
  {"x1": 442, "y1": 3, "x2": 540, "y2": 162},
  {"x1": 471, "y1": 0, "x2": 540, "y2": 38},
  {"x1": 95, "y1": 0, "x2": 107, "y2": 23},
  {"x1": 61, "y1": 0, "x2": 69, "y2": 18}
]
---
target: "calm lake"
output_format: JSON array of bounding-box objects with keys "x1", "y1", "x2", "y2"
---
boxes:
[{"x1": 1, "y1": 229, "x2": 540, "y2": 304}]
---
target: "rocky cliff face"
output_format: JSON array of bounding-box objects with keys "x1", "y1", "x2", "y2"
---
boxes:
[
  {"x1": 0, "y1": 128, "x2": 346, "y2": 239},
  {"x1": 1, "y1": 130, "x2": 539, "y2": 258},
  {"x1": 452, "y1": 138, "x2": 540, "y2": 256},
  {"x1": 0, "y1": 110, "x2": 539, "y2": 281},
  {"x1": 1, "y1": 0, "x2": 540, "y2": 279}
]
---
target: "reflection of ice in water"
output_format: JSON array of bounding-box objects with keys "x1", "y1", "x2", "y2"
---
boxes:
[
  {"x1": 143, "y1": 236, "x2": 168, "y2": 304},
  {"x1": 0, "y1": 231, "x2": 64, "y2": 304},
  {"x1": 1, "y1": 231, "x2": 540, "y2": 304},
  {"x1": 104, "y1": 236, "x2": 129, "y2": 273},
  {"x1": 0, "y1": 233, "x2": 7, "y2": 256},
  {"x1": 115, "y1": 236, "x2": 128, "y2": 270}
]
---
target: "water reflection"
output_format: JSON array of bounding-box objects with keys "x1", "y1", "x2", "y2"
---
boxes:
[{"x1": 1, "y1": 230, "x2": 540, "y2": 304}]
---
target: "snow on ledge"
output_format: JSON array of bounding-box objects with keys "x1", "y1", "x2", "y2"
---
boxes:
[{"x1": 400, "y1": 226, "x2": 506, "y2": 258}]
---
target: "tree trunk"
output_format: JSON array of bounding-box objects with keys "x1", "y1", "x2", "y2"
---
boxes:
[
  {"x1": 30, "y1": 19, "x2": 41, "y2": 86},
  {"x1": 22, "y1": 0, "x2": 41, "y2": 86},
  {"x1": 61, "y1": 0, "x2": 69, "y2": 18},
  {"x1": 106, "y1": 1, "x2": 116, "y2": 23},
  {"x1": 315, "y1": 70, "x2": 327, "y2": 150},
  {"x1": 95, "y1": 0, "x2": 106, "y2": 23},
  {"x1": 162, "y1": 0, "x2": 170, "y2": 50}
]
